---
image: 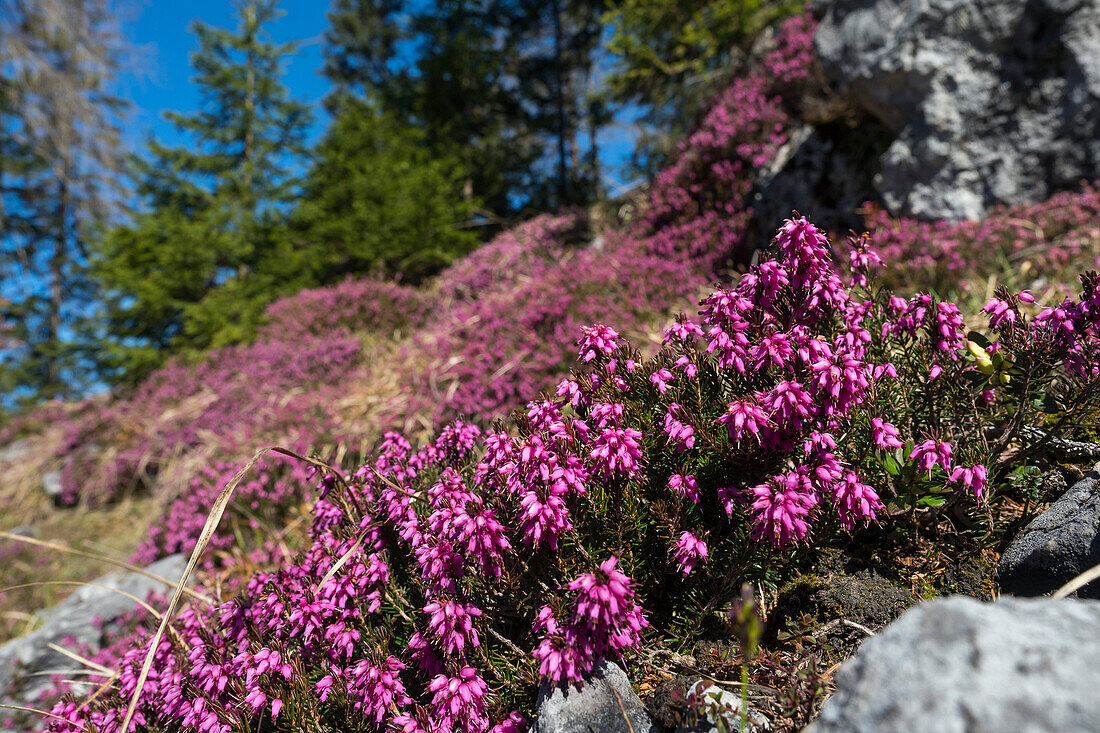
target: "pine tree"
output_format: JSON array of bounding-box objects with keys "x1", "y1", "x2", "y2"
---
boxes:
[
  {"x1": 0, "y1": 0, "x2": 127, "y2": 405},
  {"x1": 92, "y1": 0, "x2": 313, "y2": 380},
  {"x1": 321, "y1": 0, "x2": 608, "y2": 216},
  {"x1": 293, "y1": 99, "x2": 479, "y2": 283}
]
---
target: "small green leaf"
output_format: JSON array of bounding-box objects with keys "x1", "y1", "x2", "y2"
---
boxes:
[
  {"x1": 917, "y1": 495, "x2": 946, "y2": 507},
  {"x1": 882, "y1": 454, "x2": 901, "y2": 477},
  {"x1": 966, "y1": 330, "x2": 992, "y2": 348}
]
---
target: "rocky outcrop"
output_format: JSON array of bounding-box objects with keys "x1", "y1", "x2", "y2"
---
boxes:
[
  {"x1": 809, "y1": 0, "x2": 1100, "y2": 222},
  {"x1": 530, "y1": 661, "x2": 660, "y2": 733},
  {"x1": 0, "y1": 554, "x2": 186, "y2": 731},
  {"x1": 811, "y1": 596, "x2": 1100, "y2": 732},
  {"x1": 998, "y1": 462, "x2": 1100, "y2": 598}
]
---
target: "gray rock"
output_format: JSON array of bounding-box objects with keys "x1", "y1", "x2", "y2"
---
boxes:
[
  {"x1": 530, "y1": 660, "x2": 661, "y2": 733},
  {"x1": 998, "y1": 463, "x2": 1100, "y2": 598},
  {"x1": 675, "y1": 680, "x2": 770, "y2": 733},
  {"x1": 0, "y1": 553, "x2": 187, "y2": 725},
  {"x1": 750, "y1": 119, "x2": 889, "y2": 251},
  {"x1": 40, "y1": 469, "x2": 61, "y2": 501},
  {"x1": 811, "y1": 596, "x2": 1100, "y2": 732},
  {"x1": 814, "y1": 0, "x2": 1100, "y2": 221},
  {"x1": 0, "y1": 439, "x2": 28, "y2": 464}
]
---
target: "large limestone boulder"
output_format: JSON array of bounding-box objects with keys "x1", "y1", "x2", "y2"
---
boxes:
[
  {"x1": 813, "y1": 0, "x2": 1100, "y2": 221},
  {"x1": 811, "y1": 596, "x2": 1100, "y2": 732}
]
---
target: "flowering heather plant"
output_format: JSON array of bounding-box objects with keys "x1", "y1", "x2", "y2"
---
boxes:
[
  {"x1": 258, "y1": 276, "x2": 428, "y2": 341},
  {"x1": 51, "y1": 335, "x2": 362, "y2": 507},
  {"x1": 41, "y1": 216, "x2": 1030, "y2": 733},
  {"x1": 37, "y1": 15, "x2": 819, "y2": 520},
  {"x1": 857, "y1": 182, "x2": 1100, "y2": 301}
]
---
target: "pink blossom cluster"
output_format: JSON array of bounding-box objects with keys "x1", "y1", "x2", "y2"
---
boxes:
[
  {"x1": 857, "y1": 182, "x2": 1100, "y2": 295},
  {"x1": 38, "y1": 215, "x2": 1007, "y2": 733},
  {"x1": 258, "y1": 275, "x2": 428, "y2": 340}
]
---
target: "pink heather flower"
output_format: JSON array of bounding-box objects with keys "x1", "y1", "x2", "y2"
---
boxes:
[
  {"x1": 518, "y1": 487, "x2": 572, "y2": 549},
  {"x1": 490, "y1": 711, "x2": 527, "y2": 733},
  {"x1": 649, "y1": 367, "x2": 675, "y2": 393},
  {"x1": 556, "y1": 377, "x2": 584, "y2": 407},
  {"x1": 910, "y1": 439, "x2": 953, "y2": 474},
  {"x1": 673, "y1": 354, "x2": 699, "y2": 380},
  {"x1": 950, "y1": 464, "x2": 987, "y2": 497},
  {"x1": 1018, "y1": 290, "x2": 1035, "y2": 303},
  {"x1": 717, "y1": 485, "x2": 739, "y2": 517},
  {"x1": 762, "y1": 380, "x2": 814, "y2": 430},
  {"x1": 749, "y1": 471, "x2": 818, "y2": 548},
  {"x1": 663, "y1": 319, "x2": 704, "y2": 343},
  {"x1": 873, "y1": 362, "x2": 899, "y2": 380},
  {"x1": 983, "y1": 297, "x2": 1016, "y2": 328},
  {"x1": 569, "y1": 556, "x2": 637, "y2": 630},
  {"x1": 577, "y1": 323, "x2": 620, "y2": 363},
  {"x1": 533, "y1": 627, "x2": 583, "y2": 684},
  {"x1": 408, "y1": 631, "x2": 445, "y2": 676},
  {"x1": 424, "y1": 599, "x2": 482, "y2": 656},
  {"x1": 751, "y1": 331, "x2": 794, "y2": 371},
  {"x1": 526, "y1": 399, "x2": 562, "y2": 431},
  {"x1": 831, "y1": 470, "x2": 883, "y2": 531},
  {"x1": 933, "y1": 301, "x2": 966, "y2": 354},
  {"x1": 871, "y1": 418, "x2": 904, "y2": 450},
  {"x1": 347, "y1": 656, "x2": 411, "y2": 724},
  {"x1": 590, "y1": 427, "x2": 645, "y2": 478},
  {"x1": 591, "y1": 401, "x2": 625, "y2": 428},
  {"x1": 316, "y1": 674, "x2": 335, "y2": 702},
  {"x1": 429, "y1": 667, "x2": 489, "y2": 729},
  {"x1": 719, "y1": 398, "x2": 768, "y2": 443},
  {"x1": 453, "y1": 506, "x2": 512, "y2": 577},
  {"x1": 668, "y1": 473, "x2": 700, "y2": 503},
  {"x1": 663, "y1": 405, "x2": 695, "y2": 452},
  {"x1": 673, "y1": 531, "x2": 709, "y2": 575}
]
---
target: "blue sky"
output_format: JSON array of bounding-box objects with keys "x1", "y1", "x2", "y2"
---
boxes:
[
  {"x1": 116, "y1": 0, "x2": 332, "y2": 152},
  {"x1": 112, "y1": 0, "x2": 641, "y2": 191}
]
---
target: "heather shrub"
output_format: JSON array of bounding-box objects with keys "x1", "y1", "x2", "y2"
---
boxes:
[
  {"x1": 53, "y1": 336, "x2": 362, "y2": 507},
  {"x1": 53, "y1": 216, "x2": 1100, "y2": 733},
  {"x1": 258, "y1": 276, "x2": 428, "y2": 341},
  {"x1": 860, "y1": 182, "x2": 1100, "y2": 301}
]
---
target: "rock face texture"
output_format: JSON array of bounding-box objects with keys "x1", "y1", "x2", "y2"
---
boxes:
[
  {"x1": 813, "y1": 0, "x2": 1100, "y2": 222},
  {"x1": 530, "y1": 661, "x2": 661, "y2": 733},
  {"x1": 998, "y1": 463, "x2": 1100, "y2": 598},
  {"x1": 0, "y1": 554, "x2": 186, "y2": 731},
  {"x1": 811, "y1": 596, "x2": 1100, "y2": 732}
]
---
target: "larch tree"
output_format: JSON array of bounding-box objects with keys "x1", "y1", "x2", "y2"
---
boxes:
[{"x1": 0, "y1": 0, "x2": 128, "y2": 405}]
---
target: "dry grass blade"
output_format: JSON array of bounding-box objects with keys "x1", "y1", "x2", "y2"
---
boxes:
[
  {"x1": 0, "y1": 703, "x2": 91, "y2": 731},
  {"x1": 1053, "y1": 560, "x2": 1100, "y2": 598},
  {"x1": 77, "y1": 670, "x2": 121, "y2": 713},
  {"x1": 46, "y1": 643, "x2": 116, "y2": 676},
  {"x1": 2, "y1": 581, "x2": 162, "y2": 620},
  {"x1": 316, "y1": 525, "x2": 370, "y2": 594},
  {"x1": 119, "y1": 446, "x2": 281, "y2": 733},
  {"x1": 609, "y1": 687, "x2": 637, "y2": 733},
  {"x1": 0, "y1": 531, "x2": 211, "y2": 605}
]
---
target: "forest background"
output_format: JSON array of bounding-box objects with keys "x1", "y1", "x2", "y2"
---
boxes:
[{"x1": 0, "y1": 0, "x2": 798, "y2": 412}]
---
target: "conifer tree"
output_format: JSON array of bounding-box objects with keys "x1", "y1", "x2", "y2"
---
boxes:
[
  {"x1": 92, "y1": 0, "x2": 312, "y2": 380},
  {"x1": 321, "y1": 0, "x2": 608, "y2": 215},
  {"x1": 0, "y1": 0, "x2": 127, "y2": 404},
  {"x1": 293, "y1": 99, "x2": 479, "y2": 284}
]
